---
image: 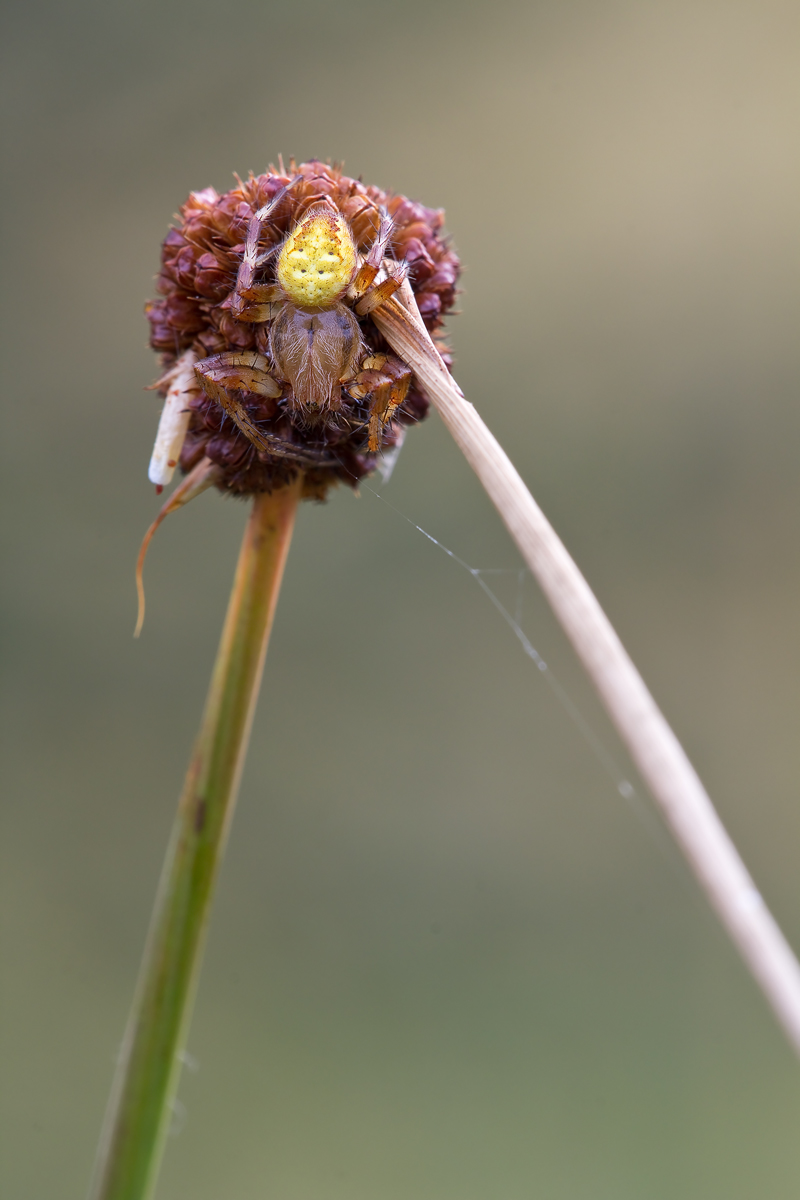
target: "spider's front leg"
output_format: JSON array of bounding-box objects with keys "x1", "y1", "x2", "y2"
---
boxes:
[
  {"x1": 230, "y1": 181, "x2": 298, "y2": 321},
  {"x1": 349, "y1": 354, "x2": 413, "y2": 453},
  {"x1": 348, "y1": 208, "x2": 407, "y2": 317},
  {"x1": 194, "y1": 351, "x2": 283, "y2": 452}
]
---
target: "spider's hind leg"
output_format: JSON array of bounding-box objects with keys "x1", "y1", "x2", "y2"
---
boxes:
[
  {"x1": 194, "y1": 351, "x2": 283, "y2": 452},
  {"x1": 349, "y1": 354, "x2": 412, "y2": 453}
]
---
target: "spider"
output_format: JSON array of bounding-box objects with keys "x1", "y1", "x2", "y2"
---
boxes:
[{"x1": 193, "y1": 182, "x2": 414, "y2": 461}]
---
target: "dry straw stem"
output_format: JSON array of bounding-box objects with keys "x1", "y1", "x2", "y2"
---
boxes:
[
  {"x1": 91, "y1": 478, "x2": 301, "y2": 1200},
  {"x1": 374, "y1": 285, "x2": 800, "y2": 1059}
]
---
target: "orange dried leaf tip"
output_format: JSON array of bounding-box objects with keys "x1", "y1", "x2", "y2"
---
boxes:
[{"x1": 134, "y1": 458, "x2": 221, "y2": 637}]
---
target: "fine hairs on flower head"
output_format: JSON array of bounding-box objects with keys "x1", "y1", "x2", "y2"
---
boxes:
[{"x1": 146, "y1": 158, "x2": 461, "y2": 501}]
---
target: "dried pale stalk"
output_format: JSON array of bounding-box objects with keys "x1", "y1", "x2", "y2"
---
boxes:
[{"x1": 374, "y1": 287, "x2": 800, "y2": 1058}]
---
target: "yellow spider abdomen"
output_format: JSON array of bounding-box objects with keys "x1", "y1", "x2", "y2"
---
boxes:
[{"x1": 276, "y1": 209, "x2": 358, "y2": 309}]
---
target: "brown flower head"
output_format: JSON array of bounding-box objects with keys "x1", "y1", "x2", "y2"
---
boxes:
[{"x1": 146, "y1": 159, "x2": 460, "y2": 499}]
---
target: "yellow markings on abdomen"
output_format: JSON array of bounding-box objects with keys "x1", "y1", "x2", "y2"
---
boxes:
[{"x1": 277, "y1": 209, "x2": 358, "y2": 310}]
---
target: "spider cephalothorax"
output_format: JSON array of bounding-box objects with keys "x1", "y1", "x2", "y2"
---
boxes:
[{"x1": 146, "y1": 160, "x2": 460, "y2": 498}]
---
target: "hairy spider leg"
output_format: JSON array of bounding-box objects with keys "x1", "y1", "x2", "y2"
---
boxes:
[
  {"x1": 349, "y1": 208, "x2": 396, "y2": 299},
  {"x1": 355, "y1": 267, "x2": 407, "y2": 317},
  {"x1": 230, "y1": 178, "x2": 302, "y2": 321},
  {"x1": 348, "y1": 353, "x2": 413, "y2": 452},
  {"x1": 194, "y1": 351, "x2": 341, "y2": 466},
  {"x1": 194, "y1": 351, "x2": 281, "y2": 448},
  {"x1": 347, "y1": 210, "x2": 408, "y2": 318}
]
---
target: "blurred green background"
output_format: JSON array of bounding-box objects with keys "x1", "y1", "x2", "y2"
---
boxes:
[{"x1": 2, "y1": 0, "x2": 800, "y2": 1196}]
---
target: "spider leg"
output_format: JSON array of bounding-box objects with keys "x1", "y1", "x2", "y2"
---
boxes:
[
  {"x1": 195, "y1": 351, "x2": 282, "y2": 400},
  {"x1": 348, "y1": 353, "x2": 412, "y2": 452},
  {"x1": 248, "y1": 432, "x2": 342, "y2": 468},
  {"x1": 194, "y1": 351, "x2": 339, "y2": 467},
  {"x1": 354, "y1": 267, "x2": 406, "y2": 317},
  {"x1": 229, "y1": 285, "x2": 284, "y2": 323},
  {"x1": 349, "y1": 207, "x2": 395, "y2": 300},
  {"x1": 231, "y1": 178, "x2": 300, "y2": 320},
  {"x1": 195, "y1": 351, "x2": 283, "y2": 450}
]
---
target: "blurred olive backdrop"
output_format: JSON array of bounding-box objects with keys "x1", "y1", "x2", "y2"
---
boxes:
[{"x1": 2, "y1": 1, "x2": 800, "y2": 1196}]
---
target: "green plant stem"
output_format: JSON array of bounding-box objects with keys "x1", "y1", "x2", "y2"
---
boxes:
[{"x1": 91, "y1": 478, "x2": 302, "y2": 1200}]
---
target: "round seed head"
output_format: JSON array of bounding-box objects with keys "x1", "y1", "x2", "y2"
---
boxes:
[{"x1": 146, "y1": 160, "x2": 461, "y2": 498}]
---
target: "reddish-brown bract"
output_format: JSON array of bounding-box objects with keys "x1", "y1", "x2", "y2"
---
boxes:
[{"x1": 147, "y1": 160, "x2": 460, "y2": 497}]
